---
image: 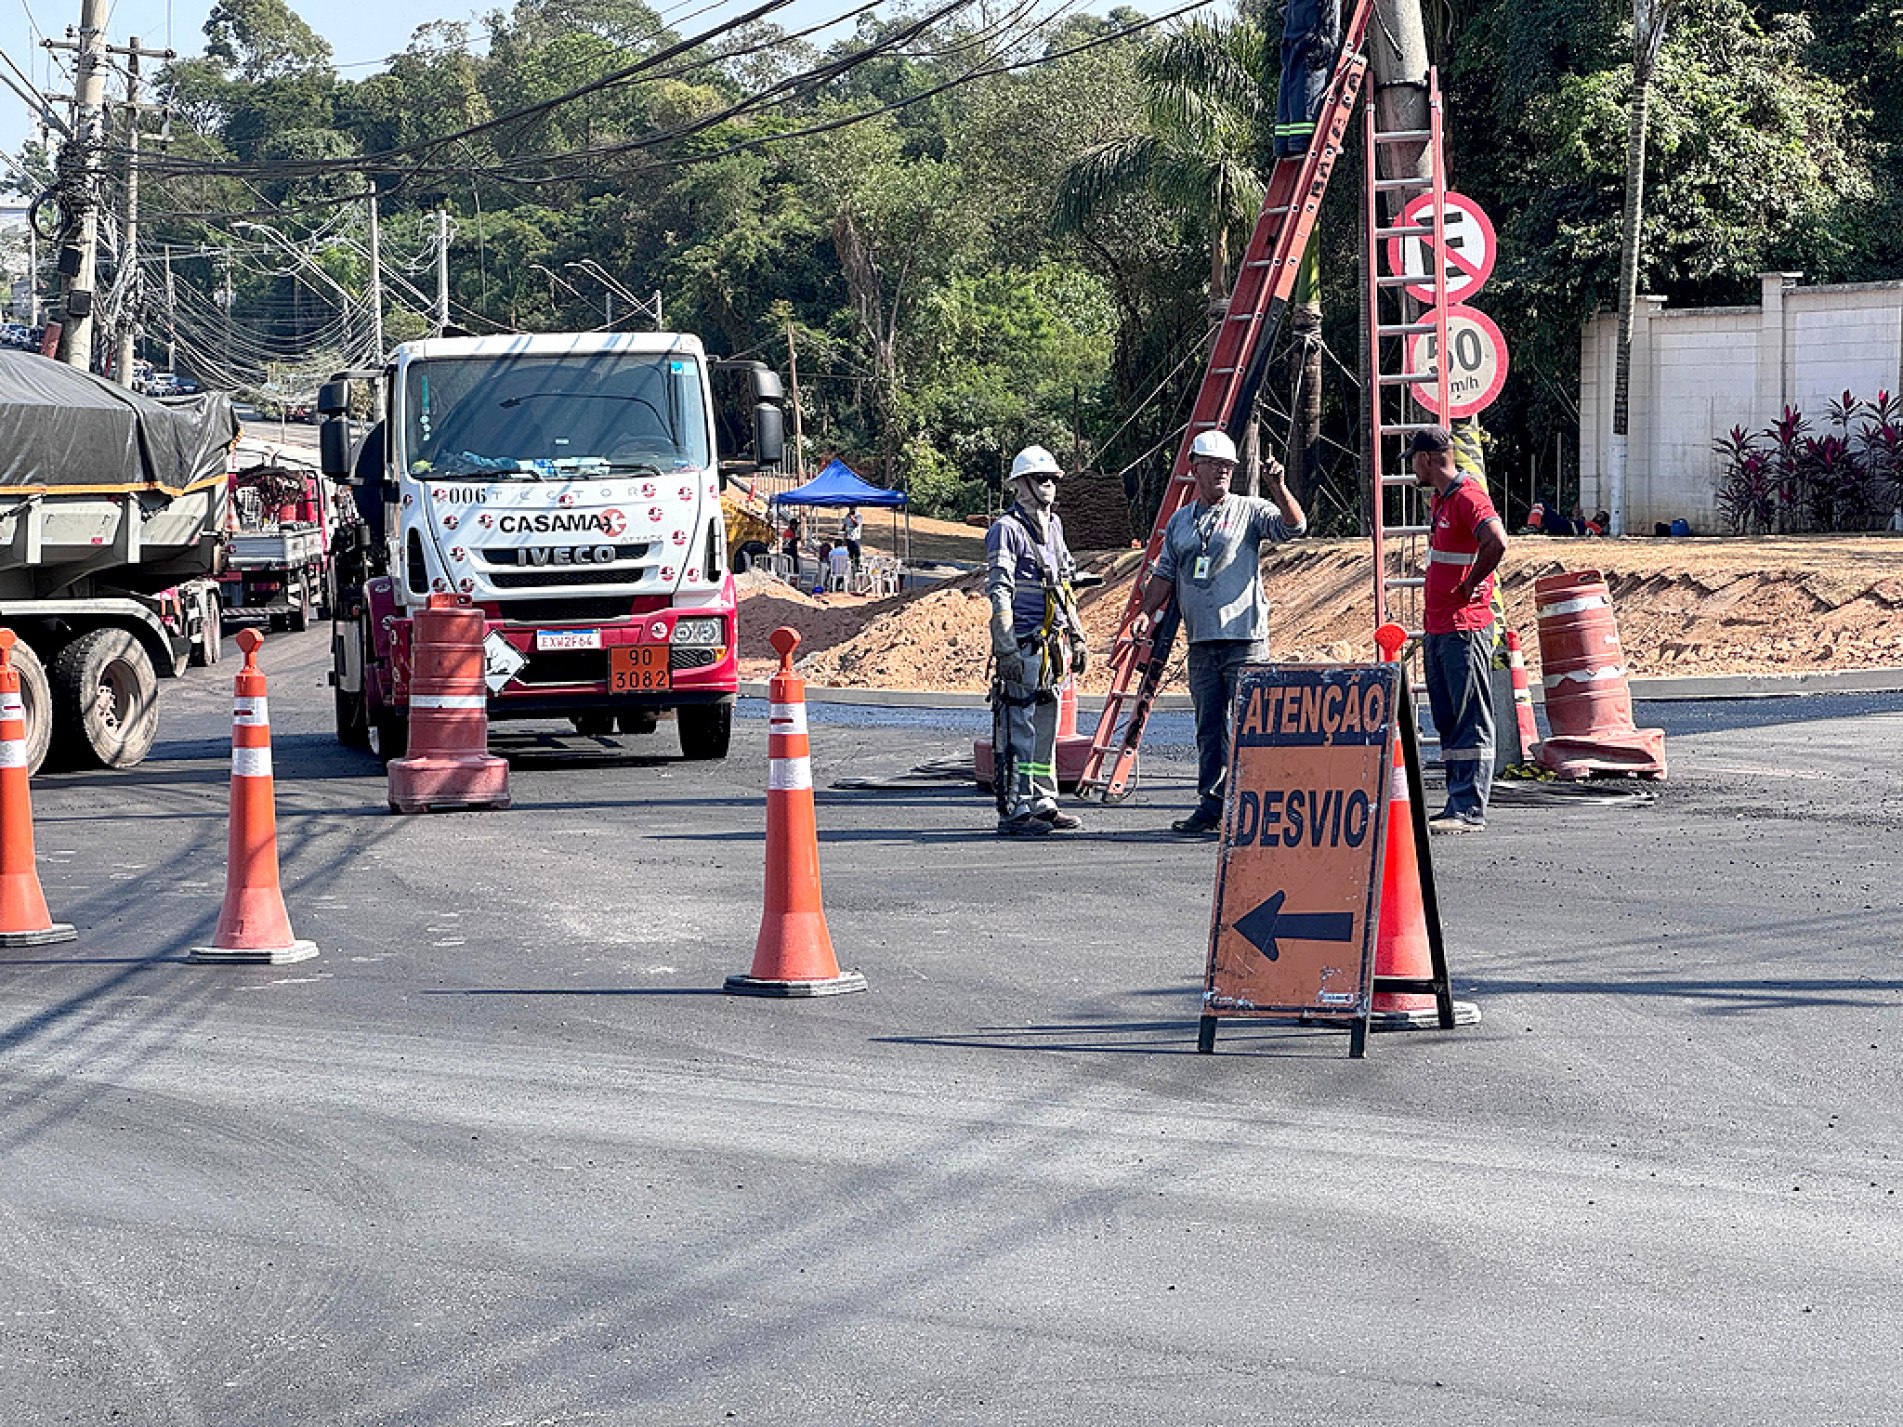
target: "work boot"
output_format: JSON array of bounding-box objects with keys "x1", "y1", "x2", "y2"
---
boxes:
[
  {"x1": 1036, "y1": 809, "x2": 1083, "y2": 832},
  {"x1": 1170, "y1": 811, "x2": 1222, "y2": 838},
  {"x1": 996, "y1": 814, "x2": 1053, "y2": 838},
  {"x1": 1427, "y1": 809, "x2": 1486, "y2": 834}
]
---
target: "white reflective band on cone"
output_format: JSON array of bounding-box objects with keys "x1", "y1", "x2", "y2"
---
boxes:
[
  {"x1": 412, "y1": 694, "x2": 487, "y2": 710},
  {"x1": 1390, "y1": 759, "x2": 1408, "y2": 802},
  {"x1": 1536, "y1": 594, "x2": 1612, "y2": 619},
  {"x1": 768, "y1": 756, "x2": 812, "y2": 791},
  {"x1": 232, "y1": 746, "x2": 273, "y2": 778},
  {"x1": 767, "y1": 702, "x2": 808, "y2": 734},
  {"x1": 233, "y1": 696, "x2": 269, "y2": 725},
  {"x1": 1543, "y1": 665, "x2": 1625, "y2": 689},
  {"x1": 0, "y1": 738, "x2": 25, "y2": 769},
  {"x1": 0, "y1": 694, "x2": 23, "y2": 719}
]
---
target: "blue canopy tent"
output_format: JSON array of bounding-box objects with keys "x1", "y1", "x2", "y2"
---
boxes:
[{"x1": 772, "y1": 458, "x2": 911, "y2": 573}]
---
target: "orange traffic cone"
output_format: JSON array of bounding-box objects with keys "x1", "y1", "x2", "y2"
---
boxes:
[
  {"x1": 189, "y1": 629, "x2": 317, "y2": 965},
  {"x1": 0, "y1": 630, "x2": 74, "y2": 947},
  {"x1": 1503, "y1": 628, "x2": 1541, "y2": 763},
  {"x1": 725, "y1": 626, "x2": 866, "y2": 998},
  {"x1": 1370, "y1": 624, "x2": 1478, "y2": 1030}
]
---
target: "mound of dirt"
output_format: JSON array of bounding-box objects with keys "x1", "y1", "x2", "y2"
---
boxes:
[{"x1": 736, "y1": 534, "x2": 1903, "y2": 690}]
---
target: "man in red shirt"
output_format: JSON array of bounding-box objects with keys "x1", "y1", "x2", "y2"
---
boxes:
[{"x1": 1414, "y1": 426, "x2": 1508, "y2": 832}]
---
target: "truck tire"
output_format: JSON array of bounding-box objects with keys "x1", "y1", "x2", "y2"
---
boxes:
[
  {"x1": 288, "y1": 574, "x2": 312, "y2": 633},
  {"x1": 369, "y1": 706, "x2": 410, "y2": 765},
  {"x1": 335, "y1": 684, "x2": 370, "y2": 749},
  {"x1": 571, "y1": 712, "x2": 615, "y2": 737},
  {"x1": 8, "y1": 638, "x2": 53, "y2": 774},
  {"x1": 677, "y1": 702, "x2": 732, "y2": 761},
  {"x1": 189, "y1": 587, "x2": 222, "y2": 667},
  {"x1": 616, "y1": 710, "x2": 658, "y2": 736},
  {"x1": 51, "y1": 628, "x2": 160, "y2": 769}
]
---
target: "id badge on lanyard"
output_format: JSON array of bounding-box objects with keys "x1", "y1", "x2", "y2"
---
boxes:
[
  {"x1": 1192, "y1": 555, "x2": 1212, "y2": 583},
  {"x1": 1191, "y1": 505, "x2": 1219, "y2": 585}
]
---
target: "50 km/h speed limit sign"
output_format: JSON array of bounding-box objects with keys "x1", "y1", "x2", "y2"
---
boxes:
[
  {"x1": 1383, "y1": 191, "x2": 1496, "y2": 305},
  {"x1": 1405, "y1": 306, "x2": 1509, "y2": 419}
]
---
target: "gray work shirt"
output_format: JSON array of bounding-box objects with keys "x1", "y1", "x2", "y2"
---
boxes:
[
  {"x1": 985, "y1": 505, "x2": 1077, "y2": 641},
  {"x1": 1154, "y1": 494, "x2": 1304, "y2": 643}
]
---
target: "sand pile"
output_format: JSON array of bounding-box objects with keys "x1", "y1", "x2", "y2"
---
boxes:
[{"x1": 736, "y1": 534, "x2": 1903, "y2": 690}]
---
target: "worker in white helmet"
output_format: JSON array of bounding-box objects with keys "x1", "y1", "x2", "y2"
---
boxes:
[
  {"x1": 1138, "y1": 427, "x2": 1307, "y2": 836},
  {"x1": 985, "y1": 444, "x2": 1088, "y2": 836}
]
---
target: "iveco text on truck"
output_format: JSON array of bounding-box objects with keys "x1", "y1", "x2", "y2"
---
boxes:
[{"x1": 319, "y1": 333, "x2": 784, "y2": 761}]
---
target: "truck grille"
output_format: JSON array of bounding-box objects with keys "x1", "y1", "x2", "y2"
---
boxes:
[
  {"x1": 487, "y1": 567, "x2": 655, "y2": 589},
  {"x1": 474, "y1": 543, "x2": 651, "y2": 566},
  {"x1": 494, "y1": 597, "x2": 634, "y2": 623}
]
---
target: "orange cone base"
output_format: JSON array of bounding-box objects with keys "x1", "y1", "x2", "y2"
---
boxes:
[
  {"x1": 388, "y1": 754, "x2": 512, "y2": 814},
  {"x1": 0, "y1": 922, "x2": 76, "y2": 947},
  {"x1": 1536, "y1": 730, "x2": 1666, "y2": 781},
  {"x1": 1369, "y1": 997, "x2": 1482, "y2": 1031},
  {"x1": 724, "y1": 968, "x2": 868, "y2": 998},
  {"x1": 189, "y1": 938, "x2": 317, "y2": 965}
]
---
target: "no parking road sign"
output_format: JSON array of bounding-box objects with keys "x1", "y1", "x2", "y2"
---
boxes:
[
  {"x1": 1384, "y1": 191, "x2": 1496, "y2": 305},
  {"x1": 1405, "y1": 305, "x2": 1510, "y2": 419},
  {"x1": 1202, "y1": 664, "x2": 1400, "y2": 1055}
]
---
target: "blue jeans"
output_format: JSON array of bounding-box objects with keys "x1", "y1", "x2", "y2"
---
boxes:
[
  {"x1": 1187, "y1": 639, "x2": 1269, "y2": 821},
  {"x1": 1424, "y1": 626, "x2": 1496, "y2": 818}
]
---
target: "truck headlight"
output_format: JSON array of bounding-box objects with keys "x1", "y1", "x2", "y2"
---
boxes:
[{"x1": 672, "y1": 617, "x2": 725, "y2": 647}]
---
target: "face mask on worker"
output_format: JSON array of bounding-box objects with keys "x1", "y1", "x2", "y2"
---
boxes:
[{"x1": 1015, "y1": 473, "x2": 1059, "y2": 512}]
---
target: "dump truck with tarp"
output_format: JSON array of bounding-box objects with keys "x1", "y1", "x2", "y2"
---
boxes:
[{"x1": 0, "y1": 350, "x2": 237, "y2": 770}]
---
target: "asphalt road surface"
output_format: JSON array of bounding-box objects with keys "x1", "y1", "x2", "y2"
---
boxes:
[{"x1": 2, "y1": 629, "x2": 1898, "y2": 1425}]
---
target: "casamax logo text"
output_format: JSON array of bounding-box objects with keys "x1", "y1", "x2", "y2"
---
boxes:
[{"x1": 496, "y1": 509, "x2": 627, "y2": 538}]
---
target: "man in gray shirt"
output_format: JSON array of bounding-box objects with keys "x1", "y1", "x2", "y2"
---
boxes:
[{"x1": 1139, "y1": 428, "x2": 1307, "y2": 835}]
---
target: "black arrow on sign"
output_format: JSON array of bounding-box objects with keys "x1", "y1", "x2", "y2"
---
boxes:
[{"x1": 1233, "y1": 891, "x2": 1354, "y2": 962}]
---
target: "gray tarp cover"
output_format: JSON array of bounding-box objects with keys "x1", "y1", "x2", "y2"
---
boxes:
[{"x1": 0, "y1": 350, "x2": 238, "y2": 494}]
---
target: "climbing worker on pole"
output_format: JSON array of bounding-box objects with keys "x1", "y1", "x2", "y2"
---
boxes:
[
  {"x1": 1413, "y1": 424, "x2": 1509, "y2": 832},
  {"x1": 986, "y1": 444, "x2": 1088, "y2": 837},
  {"x1": 1139, "y1": 429, "x2": 1307, "y2": 837},
  {"x1": 1274, "y1": 0, "x2": 1343, "y2": 158}
]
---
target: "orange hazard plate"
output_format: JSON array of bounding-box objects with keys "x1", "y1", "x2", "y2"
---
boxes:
[{"x1": 610, "y1": 644, "x2": 670, "y2": 692}]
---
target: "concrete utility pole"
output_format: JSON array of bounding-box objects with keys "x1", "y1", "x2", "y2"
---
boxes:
[
  {"x1": 434, "y1": 208, "x2": 449, "y2": 336},
  {"x1": 112, "y1": 36, "x2": 146, "y2": 388},
  {"x1": 162, "y1": 244, "x2": 175, "y2": 370},
  {"x1": 366, "y1": 189, "x2": 385, "y2": 359},
  {"x1": 50, "y1": 0, "x2": 109, "y2": 370},
  {"x1": 785, "y1": 319, "x2": 806, "y2": 480}
]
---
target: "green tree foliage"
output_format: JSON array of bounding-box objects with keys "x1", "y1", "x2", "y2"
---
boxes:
[{"x1": 94, "y1": 0, "x2": 1903, "y2": 525}]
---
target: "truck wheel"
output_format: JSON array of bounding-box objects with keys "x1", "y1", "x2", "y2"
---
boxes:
[
  {"x1": 8, "y1": 638, "x2": 53, "y2": 774},
  {"x1": 189, "y1": 588, "x2": 222, "y2": 667},
  {"x1": 369, "y1": 706, "x2": 410, "y2": 765},
  {"x1": 335, "y1": 683, "x2": 371, "y2": 749},
  {"x1": 677, "y1": 703, "x2": 732, "y2": 761},
  {"x1": 571, "y1": 712, "x2": 615, "y2": 737},
  {"x1": 51, "y1": 629, "x2": 160, "y2": 769},
  {"x1": 288, "y1": 575, "x2": 312, "y2": 633},
  {"x1": 616, "y1": 710, "x2": 658, "y2": 736}
]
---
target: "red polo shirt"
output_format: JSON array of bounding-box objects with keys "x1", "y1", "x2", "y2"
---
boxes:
[{"x1": 1424, "y1": 475, "x2": 1500, "y2": 634}]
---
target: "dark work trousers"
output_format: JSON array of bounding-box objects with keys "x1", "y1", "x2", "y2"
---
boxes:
[
  {"x1": 1275, "y1": 0, "x2": 1342, "y2": 158},
  {"x1": 1424, "y1": 625, "x2": 1497, "y2": 818},
  {"x1": 1187, "y1": 638, "x2": 1269, "y2": 821}
]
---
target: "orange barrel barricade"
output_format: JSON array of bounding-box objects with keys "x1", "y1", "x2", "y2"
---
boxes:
[
  {"x1": 1503, "y1": 628, "x2": 1541, "y2": 762},
  {"x1": 726, "y1": 626, "x2": 866, "y2": 998},
  {"x1": 1531, "y1": 570, "x2": 1665, "y2": 781},
  {"x1": 190, "y1": 629, "x2": 317, "y2": 965},
  {"x1": 1370, "y1": 624, "x2": 1479, "y2": 1031},
  {"x1": 388, "y1": 595, "x2": 511, "y2": 814},
  {"x1": 0, "y1": 630, "x2": 74, "y2": 947}
]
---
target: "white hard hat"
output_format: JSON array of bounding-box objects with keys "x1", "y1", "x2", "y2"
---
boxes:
[
  {"x1": 1189, "y1": 429, "x2": 1239, "y2": 464},
  {"x1": 1009, "y1": 445, "x2": 1063, "y2": 480}
]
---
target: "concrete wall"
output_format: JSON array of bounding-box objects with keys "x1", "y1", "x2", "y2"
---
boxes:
[{"x1": 1579, "y1": 274, "x2": 1903, "y2": 530}]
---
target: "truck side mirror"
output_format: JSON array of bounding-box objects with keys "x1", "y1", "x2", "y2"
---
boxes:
[
  {"x1": 316, "y1": 380, "x2": 350, "y2": 416},
  {"x1": 753, "y1": 402, "x2": 784, "y2": 469},
  {"x1": 319, "y1": 417, "x2": 353, "y2": 480}
]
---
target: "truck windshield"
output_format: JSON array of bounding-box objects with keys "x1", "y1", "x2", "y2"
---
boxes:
[{"x1": 403, "y1": 351, "x2": 712, "y2": 478}]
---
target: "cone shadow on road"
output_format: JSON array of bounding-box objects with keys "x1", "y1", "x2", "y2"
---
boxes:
[{"x1": 873, "y1": 1020, "x2": 1362, "y2": 1057}]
